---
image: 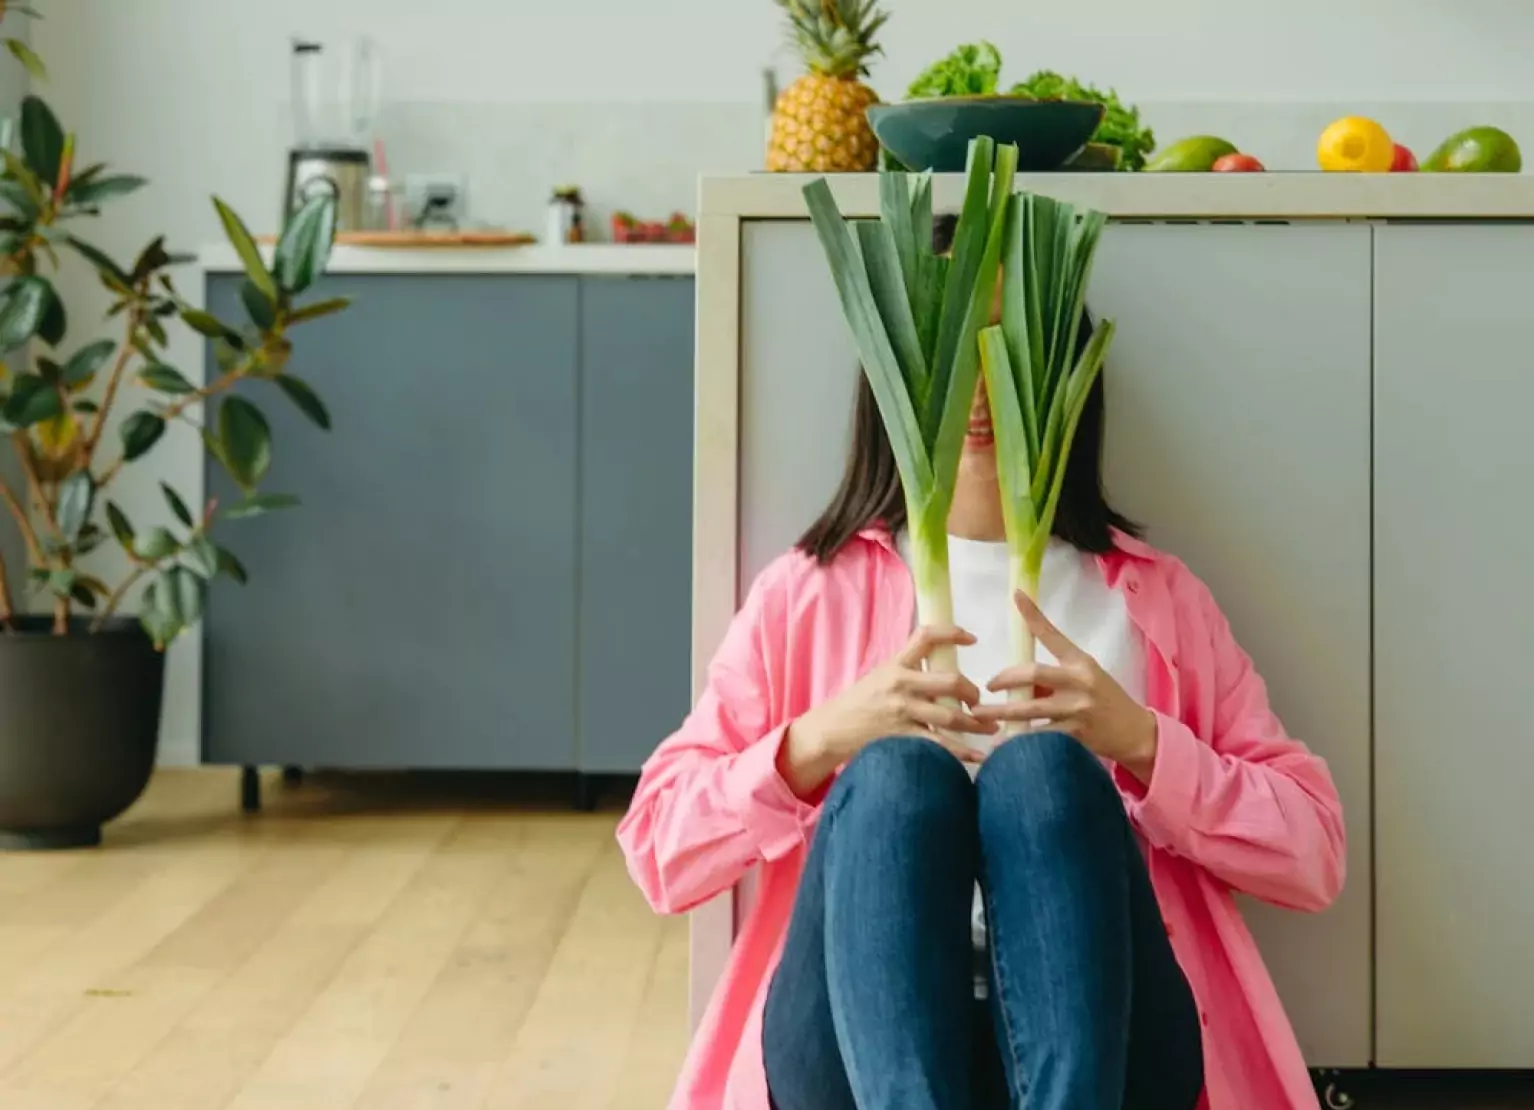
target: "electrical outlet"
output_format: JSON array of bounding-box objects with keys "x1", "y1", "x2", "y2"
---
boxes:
[{"x1": 403, "y1": 172, "x2": 469, "y2": 228}]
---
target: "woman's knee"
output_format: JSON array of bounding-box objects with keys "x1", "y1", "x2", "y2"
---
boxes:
[
  {"x1": 974, "y1": 731, "x2": 1119, "y2": 823},
  {"x1": 828, "y1": 735, "x2": 974, "y2": 820}
]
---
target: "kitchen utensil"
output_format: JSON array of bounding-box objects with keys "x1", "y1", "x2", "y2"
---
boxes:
[{"x1": 866, "y1": 97, "x2": 1104, "y2": 173}]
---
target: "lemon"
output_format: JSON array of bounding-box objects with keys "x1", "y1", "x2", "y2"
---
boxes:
[{"x1": 1317, "y1": 117, "x2": 1395, "y2": 173}]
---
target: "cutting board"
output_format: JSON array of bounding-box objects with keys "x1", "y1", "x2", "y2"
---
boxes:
[{"x1": 258, "y1": 230, "x2": 538, "y2": 248}]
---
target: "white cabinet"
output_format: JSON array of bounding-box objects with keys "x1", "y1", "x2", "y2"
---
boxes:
[{"x1": 1373, "y1": 224, "x2": 1534, "y2": 1068}]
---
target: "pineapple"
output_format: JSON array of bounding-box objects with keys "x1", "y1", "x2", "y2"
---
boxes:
[{"x1": 767, "y1": 0, "x2": 887, "y2": 173}]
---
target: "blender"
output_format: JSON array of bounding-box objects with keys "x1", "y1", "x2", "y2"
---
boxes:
[{"x1": 282, "y1": 36, "x2": 382, "y2": 233}]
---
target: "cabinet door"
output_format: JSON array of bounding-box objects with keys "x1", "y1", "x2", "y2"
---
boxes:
[
  {"x1": 1374, "y1": 224, "x2": 1534, "y2": 1068},
  {"x1": 578, "y1": 276, "x2": 695, "y2": 773},
  {"x1": 202, "y1": 274, "x2": 580, "y2": 770},
  {"x1": 1088, "y1": 224, "x2": 1374, "y2": 1068}
]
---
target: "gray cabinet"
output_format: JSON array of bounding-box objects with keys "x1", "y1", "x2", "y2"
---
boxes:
[
  {"x1": 1373, "y1": 225, "x2": 1534, "y2": 1068},
  {"x1": 1090, "y1": 225, "x2": 1375, "y2": 1068},
  {"x1": 737, "y1": 221, "x2": 1374, "y2": 1068},
  {"x1": 203, "y1": 274, "x2": 581, "y2": 770},
  {"x1": 577, "y1": 276, "x2": 695, "y2": 772}
]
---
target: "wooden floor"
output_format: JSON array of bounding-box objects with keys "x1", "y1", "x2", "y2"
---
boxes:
[
  {"x1": 1, "y1": 770, "x2": 1531, "y2": 1110},
  {"x1": 0, "y1": 769, "x2": 689, "y2": 1110}
]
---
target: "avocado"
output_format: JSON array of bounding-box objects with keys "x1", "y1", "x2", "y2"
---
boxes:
[
  {"x1": 1144, "y1": 136, "x2": 1239, "y2": 173},
  {"x1": 1422, "y1": 127, "x2": 1522, "y2": 173}
]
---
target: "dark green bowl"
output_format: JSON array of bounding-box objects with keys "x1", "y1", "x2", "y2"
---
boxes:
[{"x1": 867, "y1": 96, "x2": 1106, "y2": 172}]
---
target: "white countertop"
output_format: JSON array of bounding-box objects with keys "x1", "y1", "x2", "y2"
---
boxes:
[
  {"x1": 199, "y1": 242, "x2": 695, "y2": 276},
  {"x1": 701, "y1": 171, "x2": 1534, "y2": 220}
]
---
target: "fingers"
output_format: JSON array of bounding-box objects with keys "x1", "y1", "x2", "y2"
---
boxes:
[
  {"x1": 923, "y1": 732, "x2": 989, "y2": 764},
  {"x1": 1012, "y1": 590, "x2": 1081, "y2": 661},
  {"x1": 896, "y1": 624, "x2": 977, "y2": 668},
  {"x1": 905, "y1": 697, "x2": 998, "y2": 737},
  {"x1": 986, "y1": 662, "x2": 1074, "y2": 696},
  {"x1": 899, "y1": 668, "x2": 984, "y2": 707},
  {"x1": 971, "y1": 694, "x2": 1083, "y2": 724}
]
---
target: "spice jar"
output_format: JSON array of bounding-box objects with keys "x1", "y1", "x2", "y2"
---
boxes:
[{"x1": 547, "y1": 186, "x2": 585, "y2": 244}]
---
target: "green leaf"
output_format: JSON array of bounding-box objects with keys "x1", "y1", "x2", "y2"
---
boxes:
[
  {"x1": 139, "y1": 362, "x2": 195, "y2": 394},
  {"x1": 272, "y1": 193, "x2": 337, "y2": 296},
  {"x1": 36, "y1": 281, "x2": 64, "y2": 345},
  {"x1": 0, "y1": 176, "x2": 37, "y2": 217},
  {"x1": 218, "y1": 396, "x2": 270, "y2": 490},
  {"x1": 179, "y1": 307, "x2": 238, "y2": 342},
  {"x1": 802, "y1": 177, "x2": 929, "y2": 499},
  {"x1": 6, "y1": 38, "x2": 46, "y2": 83},
  {"x1": 74, "y1": 523, "x2": 104, "y2": 556},
  {"x1": 134, "y1": 526, "x2": 177, "y2": 561},
  {"x1": 131, "y1": 235, "x2": 170, "y2": 282},
  {"x1": 119, "y1": 410, "x2": 166, "y2": 460},
  {"x1": 19, "y1": 95, "x2": 63, "y2": 187},
  {"x1": 0, "y1": 274, "x2": 50, "y2": 348},
  {"x1": 1, "y1": 372, "x2": 58, "y2": 426},
  {"x1": 105, "y1": 501, "x2": 133, "y2": 548},
  {"x1": 65, "y1": 174, "x2": 146, "y2": 206},
  {"x1": 55, "y1": 469, "x2": 93, "y2": 542},
  {"x1": 274, "y1": 374, "x2": 330, "y2": 430},
  {"x1": 185, "y1": 534, "x2": 219, "y2": 578},
  {"x1": 72, "y1": 397, "x2": 97, "y2": 414},
  {"x1": 46, "y1": 567, "x2": 76, "y2": 599},
  {"x1": 67, "y1": 235, "x2": 132, "y2": 289},
  {"x1": 240, "y1": 279, "x2": 276, "y2": 330},
  {"x1": 224, "y1": 492, "x2": 298, "y2": 520},
  {"x1": 212, "y1": 196, "x2": 276, "y2": 302},
  {"x1": 287, "y1": 295, "x2": 352, "y2": 325},
  {"x1": 69, "y1": 580, "x2": 100, "y2": 609},
  {"x1": 216, "y1": 545, "x2": 248, "y2": 585},
  {"x1": 60, "y1": 338, "x2": 114, "y2": 387},
  {"x1": 161, "y1": 481, "x2": 194, "y2": 528}
]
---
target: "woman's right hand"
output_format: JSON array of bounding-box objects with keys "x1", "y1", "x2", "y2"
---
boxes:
[{"x1": 777, "y1": 625, "x2": 998, "y2": 799}]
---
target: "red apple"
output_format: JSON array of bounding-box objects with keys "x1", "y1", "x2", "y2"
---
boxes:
[
  {"x1": 1211, "y1": 153, "x2": 1265, "y2": 172},
  {"x1": 1390, "y1": 143, "x2": 1418, "y2": 172}
]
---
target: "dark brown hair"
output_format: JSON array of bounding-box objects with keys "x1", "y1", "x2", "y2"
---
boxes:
[{"x1": 796, "y1": 213, "x2": 1141, "y2": 564}]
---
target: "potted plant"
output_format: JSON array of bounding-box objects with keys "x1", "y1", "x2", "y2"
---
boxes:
[{"x1": 0, "y1": 10, "x2": 349, "y2": 848}]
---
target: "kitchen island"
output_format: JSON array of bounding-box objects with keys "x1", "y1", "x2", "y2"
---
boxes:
[
  {"x1": 689, "y1": 170, "x2": 1534, "y2": 1088},
  {"x1": 191, "y1": 241, "x2": 696, "y2": 810}
]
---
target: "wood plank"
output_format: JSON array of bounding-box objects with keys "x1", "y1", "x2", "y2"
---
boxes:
[
  {"x1": 91, "y1": 814, "x2": 458, "y2": 1110},
  {"x1": 219, "y1": 815, "x2": 520, "y2": 1110},
  {"x1": 348, "y1": 815, "x2": 610, "y2": 1109},
  {"x1": 481, "y1": 835, "x2": 667, "y2": 1110}
]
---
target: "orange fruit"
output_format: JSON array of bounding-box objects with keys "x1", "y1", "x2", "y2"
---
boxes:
[{"x1": 1318, "y1": 117, "x2": 1395, "y2": 173}]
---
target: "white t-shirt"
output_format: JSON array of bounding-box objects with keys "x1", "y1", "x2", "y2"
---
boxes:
[{"x1": 897, "y1": 532, "x2": 1147, "y2": 998}]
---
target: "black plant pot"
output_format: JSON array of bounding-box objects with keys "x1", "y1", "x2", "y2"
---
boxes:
[{"x1": 0, "y1": 616, "x2": 164, "y2": 849}]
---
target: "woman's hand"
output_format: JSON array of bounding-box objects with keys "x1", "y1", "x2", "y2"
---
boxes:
[
  {"x1": 972, "y1": 590, "x2": 1159, "y2": 783},
  {"x1": 778, "y1": 625, "x2": 998, "y2": 799}
]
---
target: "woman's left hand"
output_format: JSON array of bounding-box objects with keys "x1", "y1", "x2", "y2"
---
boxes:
[{"x1": 971, "y1": 590, "x2": 1159, "y2": 783}]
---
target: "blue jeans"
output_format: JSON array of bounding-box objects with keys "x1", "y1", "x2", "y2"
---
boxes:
[{"x1": 762, "y1": 733, "x2": 1204, "y2": 1110}]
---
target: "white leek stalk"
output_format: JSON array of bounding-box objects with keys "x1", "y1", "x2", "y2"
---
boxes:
[
  {"x1": 977, "y1": 192, "x2": 1116, "y2": 695},
  {"x1": 804, "y1": 137, "x2": 1018, "y2": 677}
]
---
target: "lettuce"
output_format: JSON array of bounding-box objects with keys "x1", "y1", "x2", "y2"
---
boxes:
[
  {"x1": 1008, "y1": 70, "x2": 1156, "y2": 171},
  {"x1": 906, "y1": 42, "x2": 1003, "y2": 99}
]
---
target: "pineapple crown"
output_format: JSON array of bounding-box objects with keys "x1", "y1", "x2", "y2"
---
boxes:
[{"x1": 775, "y1": 0, "x2": 887, "y2": 79}]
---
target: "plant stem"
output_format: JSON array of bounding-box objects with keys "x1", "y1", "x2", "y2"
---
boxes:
[
  {"x1": 83, "y1": 304, "x2": 144, "y2": 459},
  {"x1": 0, "y1": 543, "x2": 13, "y2": 629},
  {"x1": 91, "y1": 563, "x2": 147, "y2": 632},
  {"x1": 908, "y1": 530, "x2": 957, "y2": 676},
  {"x1": 0, "y1": 471, "x2": 43, "y2": 565}
]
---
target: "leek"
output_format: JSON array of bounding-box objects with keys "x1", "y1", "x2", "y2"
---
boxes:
[
  {"x1": 803, "y1": 137, "x2": 1018, "y2": 676},
  {"x1": 977, "y1": 192, "x2": 1116, "y2": 690}
]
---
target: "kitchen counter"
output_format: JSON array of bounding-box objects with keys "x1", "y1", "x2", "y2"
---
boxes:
[
  {"x1": 700, "y1": 170, "x2": 1534, "y2": 219},
  {"x1": 199, "y1": 241, "x2": 695, "y2": 275}
]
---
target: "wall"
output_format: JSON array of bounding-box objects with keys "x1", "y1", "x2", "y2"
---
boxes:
[{"x1": 24, "y1": 0, "x2": 1534, "y2": 764}]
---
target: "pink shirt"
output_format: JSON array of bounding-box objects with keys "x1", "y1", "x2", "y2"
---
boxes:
[{"x1": 617, "y1": 526, "x2": 1344, "y2": 1110}]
